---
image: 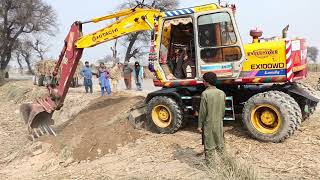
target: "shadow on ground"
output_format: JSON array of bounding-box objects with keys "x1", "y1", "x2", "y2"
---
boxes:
[{"x1": 181, "y1": 116, "x2": 252, "y2": 141}]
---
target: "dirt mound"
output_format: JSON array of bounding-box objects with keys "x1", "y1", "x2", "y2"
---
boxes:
[
  {"x1": 0, "y1": 80, "x2": 47, "y2": 103},
  {"x1": 41, "y1": 95, "x2": 144, "y2": 161}
]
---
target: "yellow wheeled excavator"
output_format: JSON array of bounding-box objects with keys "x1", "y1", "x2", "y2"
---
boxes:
[{"x1": 21, "y1": 3, "x2": 318, "y2": 142}]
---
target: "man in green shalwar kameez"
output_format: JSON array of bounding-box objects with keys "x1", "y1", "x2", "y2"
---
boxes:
[{"x1": 197, "y1": 72, "x2": 226, "y2": 166}]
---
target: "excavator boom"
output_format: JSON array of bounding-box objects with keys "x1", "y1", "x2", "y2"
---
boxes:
[{"x1": 20, "y1": 7, "x2": 160, "y2": 139}]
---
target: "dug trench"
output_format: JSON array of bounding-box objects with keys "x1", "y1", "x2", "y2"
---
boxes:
[{"x1": 39, "y1": 95, "x2": 145, "y2": 161}]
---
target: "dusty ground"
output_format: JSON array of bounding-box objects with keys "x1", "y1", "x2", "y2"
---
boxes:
[{"x1": 0, "y1": 75, "x2": 319, "y2": 179}]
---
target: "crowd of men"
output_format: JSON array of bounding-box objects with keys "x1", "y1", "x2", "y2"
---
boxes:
[{"x1": 80, "y1": 61, "x2": 144, "y2": 96}]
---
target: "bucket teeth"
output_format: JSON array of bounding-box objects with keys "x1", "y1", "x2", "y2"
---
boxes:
[
  {"x1": 27, "y1": 123, "x2": 57, "y2": 140},
  {"x1": 33, "y1": 129, "x2": 40, "y2": 138},
  {"x1": 38, "y1": 125, "x2": 45, "y2": 135},
  {"x1": 40, "y1": 124, "x2": 47, "y2": 135},
  {"x1": 45, "y1": 124, "x2": 56, "y2": 136},
  {"x1": 42, "y1": 124, "x2": 51, "y2": 135},
  {"x1": 29, "y1": 134, "x2": 35, "y2": 141}
]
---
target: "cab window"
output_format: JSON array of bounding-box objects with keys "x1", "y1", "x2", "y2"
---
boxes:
[
  {"x1": 198, "y1": 12, "x2": 241, "y2": 63},
  {"x1": 159, "y1": 17, "x2": 196, "y2": 80}
]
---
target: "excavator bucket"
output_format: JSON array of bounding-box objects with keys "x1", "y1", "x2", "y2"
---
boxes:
[
  {"x1": 128, "y1": 102, "x2": 146, "y2": 129},
  {"x1": 20, "y1": 103, "x2": 56, "y2": 140}
]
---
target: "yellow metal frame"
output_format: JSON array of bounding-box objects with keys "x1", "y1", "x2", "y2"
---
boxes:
[
  {"x1": 251, "y1": 104, "x2": 282, "y2": 134},
  {"x1": 75, "y1": 8, "x2": 161, "y2": 48}
]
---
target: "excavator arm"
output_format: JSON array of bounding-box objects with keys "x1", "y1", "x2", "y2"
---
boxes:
[
  {"x1": 20, "y1": 7, "x2": 161, "y2": 139},
  {"x1": 76, "y1": 8, "x2": 160, "y2": 48}
]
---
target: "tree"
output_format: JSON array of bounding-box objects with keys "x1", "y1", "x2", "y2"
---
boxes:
[
  {"x1": 307, "y1": 46, "x2": 319, "y2": 63},
  {"x1": 110, "y1": 17, "x2": 119, "y2": 66},
  {"x1": 119, "y1": 0, "x2": 179, "y2": 63},
  {"x1": 15, "y1": 51, "x2": 24, "y2": 74},
  {"x1": 97, "y1": 55, "x2": 115, "y2": 64},
  {"x1": 0, "y1": 0, "x2": 57, "y2": 81},
  {"x1": 30, "y1": 38, "x2": 49, "y2": 60},
  {"x1": 16, "y1": 40, "x2": 34, "y2": 74}
]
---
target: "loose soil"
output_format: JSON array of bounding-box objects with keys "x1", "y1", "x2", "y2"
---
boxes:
[{"x1": 41, "y1": 95, "x2": 144, "y2": 161}]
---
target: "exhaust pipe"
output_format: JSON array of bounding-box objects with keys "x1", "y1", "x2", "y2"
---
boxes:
[{"x1": 282, "y1": 25, "x2": 289, "y2": 38}]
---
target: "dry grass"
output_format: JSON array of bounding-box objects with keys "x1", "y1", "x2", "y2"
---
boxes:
[
  {"x1": 203, "y1": 152, "x2": 257, "y2": 180},
  {"x1": 0, "y1": 81, "x2": 47, "y2": 103}
]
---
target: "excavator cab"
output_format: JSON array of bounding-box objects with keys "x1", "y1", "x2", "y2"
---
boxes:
[{"x1": 155, "y1": 4, "x2": 245, "y2": 86}]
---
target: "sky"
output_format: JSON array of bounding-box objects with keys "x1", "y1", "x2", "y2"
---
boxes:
[{"x1": 43, "y1": 0, "x2": 320, "y2": 63}]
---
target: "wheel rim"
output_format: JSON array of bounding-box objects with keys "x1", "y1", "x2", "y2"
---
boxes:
[
  {"x1": 152, "y1": 105, "x2": 172, "y2": 128},
  {"x1": 251, "y1": 104, "x2": 282, "y2": 134}
]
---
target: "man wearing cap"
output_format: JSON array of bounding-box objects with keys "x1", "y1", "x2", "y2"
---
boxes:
[
  {"x1": 197, "y1": 72, "x2": 226, "y2": 166},
  {"x1": 80, "y1": 61, "x2": 93, "y2": 94}
]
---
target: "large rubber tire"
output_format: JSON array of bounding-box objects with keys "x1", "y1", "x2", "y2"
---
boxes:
[
  {"x1": 38, "y1": 75, "x2": 45, "y2": 86},
  {"x1": 33, "y1": 75, "x2": 38, "y2": 85},
  {"x1": 317, "y1": 79, "x2": 320, "y2": 91},
  {"x1": 146, "y1": 96, "x2": 183, "y2": 134},
  {"x1": 70, "y1": 78, "x2": 77, "y2": 88},
  {"x1": 242, "y1": 91, "x2": 302, "y2": 142},
  {"x1": 43, "y1": 76, "x2": 51, "y2": 86},
  {"x1": 4, "y1": 72, "x2": 9, "y2": 78},
  {"x1": 296, "y1": 82, "x2": 319, "y2": 121}
]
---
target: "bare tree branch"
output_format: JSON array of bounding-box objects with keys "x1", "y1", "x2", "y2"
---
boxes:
[{"x1": 30, "y1": 38, "x2": 48, "y2": 60}]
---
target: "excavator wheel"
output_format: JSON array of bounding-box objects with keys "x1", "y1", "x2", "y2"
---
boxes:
[
  {"x1": 295, "y1": 82, "x2": 319, "y2": 121},
  {"x1": 146, "y1": 96, "x2": 183, "y2": 134},
  {"x1": 70, "y1": 77, "x2": 79, "y2": 88},
  {"x1": 317, "y1": 78, "x2": 320, "y2": 91},
  {"x1": 38, "y1": 75, "x2": 45, "y2": 86},
  {"x1": 242, "y1": 91, "x2": 302, "y2": 143},
  {"x1": 33, "y1": 75, "x2": 38, "y2": 85},
  {"x1": 4, "y1": 71, "x2": 9, "y2": 78}
]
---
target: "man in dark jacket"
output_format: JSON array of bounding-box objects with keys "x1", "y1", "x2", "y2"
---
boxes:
[
  {"x1": 197, "y1": 72, "x2": 226, "y2": 166},
  {"x1": 123, "y1": 62, "x2": 133, "y2": 90},
  {"x1": 173, "y1": 49, "x2": 185, "y2": 79}
]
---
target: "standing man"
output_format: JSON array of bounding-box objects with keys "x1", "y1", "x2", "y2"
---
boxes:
[
  {"x1": 123, "y1": 62, "x2": 133, "y2": 90},
  {"x1": 98, "y1": 62, "x2": 112, "y2": 96},
  {"x1": 197, "y1": 72, "x2": 226, "y2": 166},
  {"x1": 173, "y1": 49, "x2": 185, "y2": 79},
  {"x1": 133, "y1": 61, "x2": 144, "y2": 91},
  {"x1": 110, "y1": 63, "x2": 122, "y2": 92},
  {"x1": 80, "y1": 61, "x2": 93, "y2": 93}
]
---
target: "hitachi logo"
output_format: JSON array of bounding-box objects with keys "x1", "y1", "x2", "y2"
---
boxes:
[{"x1": 92, "y1": 28, "x2": 119, "y2": 42}]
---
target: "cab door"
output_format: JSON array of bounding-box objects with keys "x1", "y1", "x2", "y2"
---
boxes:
[{"x1": 194, "y1": 9, "x2": 245, "y2": 79}]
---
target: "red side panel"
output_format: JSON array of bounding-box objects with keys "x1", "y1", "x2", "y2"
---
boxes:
[{"x1": 292, "y1": 39, "x2": 308, "y2": 81}]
